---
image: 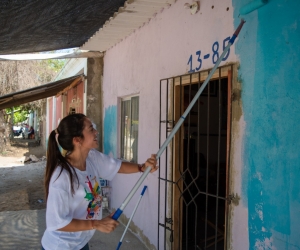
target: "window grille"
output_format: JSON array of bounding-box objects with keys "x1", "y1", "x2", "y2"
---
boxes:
[{"x1": 158, "y1": 65, "x2": 233, "y2": 250}]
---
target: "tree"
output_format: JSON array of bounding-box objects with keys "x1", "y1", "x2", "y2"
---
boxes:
[
  {"x1": 5, "y1": 107, "x2": 31, "y2": 124},
  {"x1": 0, "y1": 59, "x2": 66, "y2": 151}
]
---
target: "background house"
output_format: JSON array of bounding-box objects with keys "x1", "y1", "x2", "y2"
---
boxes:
[{"x1": 45, "y1": 57, "x2": 104, "y2": 150}]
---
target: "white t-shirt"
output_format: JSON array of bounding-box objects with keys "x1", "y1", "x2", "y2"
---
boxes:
[{"x1": 41, "y1": 149, "x2": 122, "y2": 250}]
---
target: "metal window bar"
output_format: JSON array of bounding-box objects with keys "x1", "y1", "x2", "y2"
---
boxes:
[
  {"x1": 158, "y1": 64, "x2": 233, "y2": 250},
  {"x1": 131, "y1": 96, "x2": 139, "y2": 163},
  {"x1": 121, "y1": 100, "x2": 130, "y2": 160}
]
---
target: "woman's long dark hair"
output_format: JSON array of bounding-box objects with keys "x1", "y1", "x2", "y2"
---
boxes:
[{"x1": 44, "y1": 113, "x2": 86, "y2": 200}]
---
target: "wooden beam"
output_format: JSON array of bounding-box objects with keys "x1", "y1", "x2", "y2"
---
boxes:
[{"x1": 56, "y1": 76, "x2": 84, "y2": 97}]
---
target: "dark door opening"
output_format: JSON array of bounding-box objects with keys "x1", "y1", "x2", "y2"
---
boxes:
[
  {"x1": 182, "y1": 78, "x2": 228, "y2": 250},
  {"x1": 158, "y1": 65, "x2": 232, "y2": 250}
]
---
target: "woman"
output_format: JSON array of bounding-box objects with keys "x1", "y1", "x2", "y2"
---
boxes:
[
  {"x1": 28, "y1": 126, "x2": 34, "y2": 139},
  {"x1": 41, "y1": 113, "x2": 157, "y2": 250}
]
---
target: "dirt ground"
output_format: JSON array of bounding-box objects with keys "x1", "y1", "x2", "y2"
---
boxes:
[{"x1": 0, "y1": 139, "x2": 47, "y2": 212}]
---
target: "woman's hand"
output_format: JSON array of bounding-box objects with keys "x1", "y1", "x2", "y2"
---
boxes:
[
  {"x1": 93, "y1": 214, "x2": 119, "y2": 233},
  {"x1": 140, "y1": 154, "x2": 158, "y2": 173},
  {"x1": 118, "y1": 154, "x2": 158, "y2": 174}
]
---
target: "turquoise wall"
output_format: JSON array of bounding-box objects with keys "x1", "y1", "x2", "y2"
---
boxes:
[
  {"x1": 103, "y1": 106, "x2": 117, "y2": 157},
  {"x1": 232, "y1": 0, "x2": 300, "y2": 248}
]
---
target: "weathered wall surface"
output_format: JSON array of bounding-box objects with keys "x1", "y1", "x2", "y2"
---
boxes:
[
  {"x1": 101, "y1": 0, "x2": 300, "y2": 248},
  {"x1": 231, "y1": 0, "x2": 300, "y2": 249},
  {"x1": 86, "y1": 58, "x2": 103, "y2": 152},
  {"x1": 102, "y1": 0, "x2": 236, "y2": 248},
  {"x1": 47, "y1": 58, "x2": 87, "y2": 144}
]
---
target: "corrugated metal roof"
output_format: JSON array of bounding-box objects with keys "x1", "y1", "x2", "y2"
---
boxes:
[
  {"x1": 0, "y1": 75, "x2": 84, "y2": 110},
  {"x1": 0, "y1": 51, "x2": 103, "y2": 61},
  {"x1": 81, "y1": 0, "x2": 175, "y2": 52}
]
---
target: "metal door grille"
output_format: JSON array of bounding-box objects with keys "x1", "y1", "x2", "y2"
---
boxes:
[{"x1": 158, "y1": 65, "x2": 233, "y2": 250}]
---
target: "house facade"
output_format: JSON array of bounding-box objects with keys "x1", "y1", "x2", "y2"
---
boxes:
[
  {"x1": 45, "y1": 57, "x2": 103, "y2": 150},
  {"x1": 86, "y1": 0, "x2": 300, "y2": 249},
  {"x1": 46, "y1": 0, "x2": 300, "y2": 249},
  {"x1": 46, "y1": 59, "x2": 87, "y2": 146}
]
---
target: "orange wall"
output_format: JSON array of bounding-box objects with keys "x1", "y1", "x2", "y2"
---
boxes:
[
  {"x1": 66, "y1": 81, "x2": 84, "y2": 115},
  {"x1": 56, "y1": 95, "x2": 62, "y2": 126},
  {"x1": 47, "y1": 81, "x2": 85, "y2": 143}
]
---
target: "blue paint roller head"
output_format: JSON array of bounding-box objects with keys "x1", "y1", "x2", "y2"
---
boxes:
[{"x1": 240, "y1": 0, "x2": 268, "y2": 15}]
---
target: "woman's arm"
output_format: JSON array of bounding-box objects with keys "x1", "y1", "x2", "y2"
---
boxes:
[
  {"x1": 58, "y1": 215, "x2": 119, "y2": 233},
  {"x1": 118, "y1": 154, "x2": 158, "y2": 174}
]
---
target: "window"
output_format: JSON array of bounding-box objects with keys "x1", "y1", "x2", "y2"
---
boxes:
[{"x1": 120, "y1": 96, "x2": 139, "y2": 163}]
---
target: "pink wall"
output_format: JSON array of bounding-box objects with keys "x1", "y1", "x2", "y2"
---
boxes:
[
  {"x1": 102, "y1": 0, "x2": 239, "y2": 248},
  {"x1": 48, "y1": 81, "x2": 85, "y2": 143},
  {"x1": 77, "y1": 81, "x2": 84, "y2": 114},
  {"x1": 56, "y1": 95, "x2": 62, "y2": 126},
  {"x1": 66, "y1": 81, "x2": 84, "y2": 114},
  {"x1": 48, "y1": 98, "x2": 53, "y2": 132}
]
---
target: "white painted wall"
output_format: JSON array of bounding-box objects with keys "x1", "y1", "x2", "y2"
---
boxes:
[
  {"x1": 55, "y1": 58, "x2": 87, "y2": 80},
  {"x1": 102, "y1": 0, "x2": 242, "y2": 248}
]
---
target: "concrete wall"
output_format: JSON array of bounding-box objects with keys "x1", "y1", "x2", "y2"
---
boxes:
[
  {"x1": 102, "y1": 0, "x2": 236, "y2": 248},
  {"x1": 56, "y1": 95, "x2": 62, "y2": 126},
  {"x1": 231, "y1": 0, "x2": 300, "y2": 249},
  {"x1": 86, "y1": 58, "x2": 104, "y2": 152},
  {"x1": 101, "y1": 0, "x2": 300, "y2": 249}
]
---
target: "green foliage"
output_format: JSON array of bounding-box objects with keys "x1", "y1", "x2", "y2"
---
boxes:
[
  {"x1": 46, "y1": 59, "x2": 66, "y2": 72},
  {"x1": 35, "y1": 58, "x2": 66, "y2": 84},
  {"x1": 14, "y1": 110, "x2": 28, "y2": 123},
  {"x1": 1, "y1": 55, "x2": 66, "y2": 126},
  {"x1": 5, "y1": 106, "x2": 31, "y2": 123}
]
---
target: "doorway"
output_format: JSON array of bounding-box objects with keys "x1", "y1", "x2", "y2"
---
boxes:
[{"x1": 158, "y1": 65, "x2": 232, "y2": 250}]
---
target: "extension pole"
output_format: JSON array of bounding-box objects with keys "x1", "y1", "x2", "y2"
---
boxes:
[
  {"x1": 116, "y1": 186, "x2": 148, "y2": 250},
  {"x1": 112, "y1": 19, "x2": 246, "y2": 221}
]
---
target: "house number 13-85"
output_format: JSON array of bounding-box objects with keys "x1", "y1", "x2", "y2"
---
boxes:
[{"x1": 187, "y1": 37, "x2": 230, "y2": 73}]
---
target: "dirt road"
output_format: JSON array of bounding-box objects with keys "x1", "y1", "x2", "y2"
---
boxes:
[{"x1": 0, "y1": 143, "x2": 46, "y2": 212}]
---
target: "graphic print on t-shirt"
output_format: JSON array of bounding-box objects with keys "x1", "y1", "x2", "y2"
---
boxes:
[{"x1": 84, "y1": 175, "x2": 102, "y2": 219}]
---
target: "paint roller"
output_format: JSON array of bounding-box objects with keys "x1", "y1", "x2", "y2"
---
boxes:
[{"x1": 240, "y1": 0, "x2": 268, "y2": 15}]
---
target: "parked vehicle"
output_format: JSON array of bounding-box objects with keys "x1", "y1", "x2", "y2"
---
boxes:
[{"x1": 12, "y1": 126, "x2": 24, "y2": 138}]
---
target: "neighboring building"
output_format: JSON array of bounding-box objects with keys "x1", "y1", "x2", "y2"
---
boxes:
[
  {"x1": 45, "y1": 57, "x2": 104, "y2": 151},
  {"x1": 46, "y1": 59, "x2": 86, "y2": 142},
  {"x1": 77, "y1": 0, "x2": 300, "y2": 250}
]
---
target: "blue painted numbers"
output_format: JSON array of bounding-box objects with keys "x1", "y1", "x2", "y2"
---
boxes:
[
  {"x1": 195, "y1": 50, "x2": 202, "y2": 71},
  {"x1": 187, "y1": 36, "x2": 231, "y2": 73},
  {"x1": 212, "y1": 41, "x2": 219, "y2": 64},
  {"x1": 222, "y1": 37, "x2": 230, "y2": 61}
]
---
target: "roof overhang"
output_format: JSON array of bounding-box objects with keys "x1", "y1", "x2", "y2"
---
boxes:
[
  {"x1": 0, "y1": 75, "x2": 84, "y2": 110},
  {"x1": 0, "y1": 0, "x2": 176, "y2": 55},
  {"x1": 81, "y1": 0, "x2": 175, "y2": 52},
  {"x1": 0, "y1": 50, "x2": 103, "y2": 61}
]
